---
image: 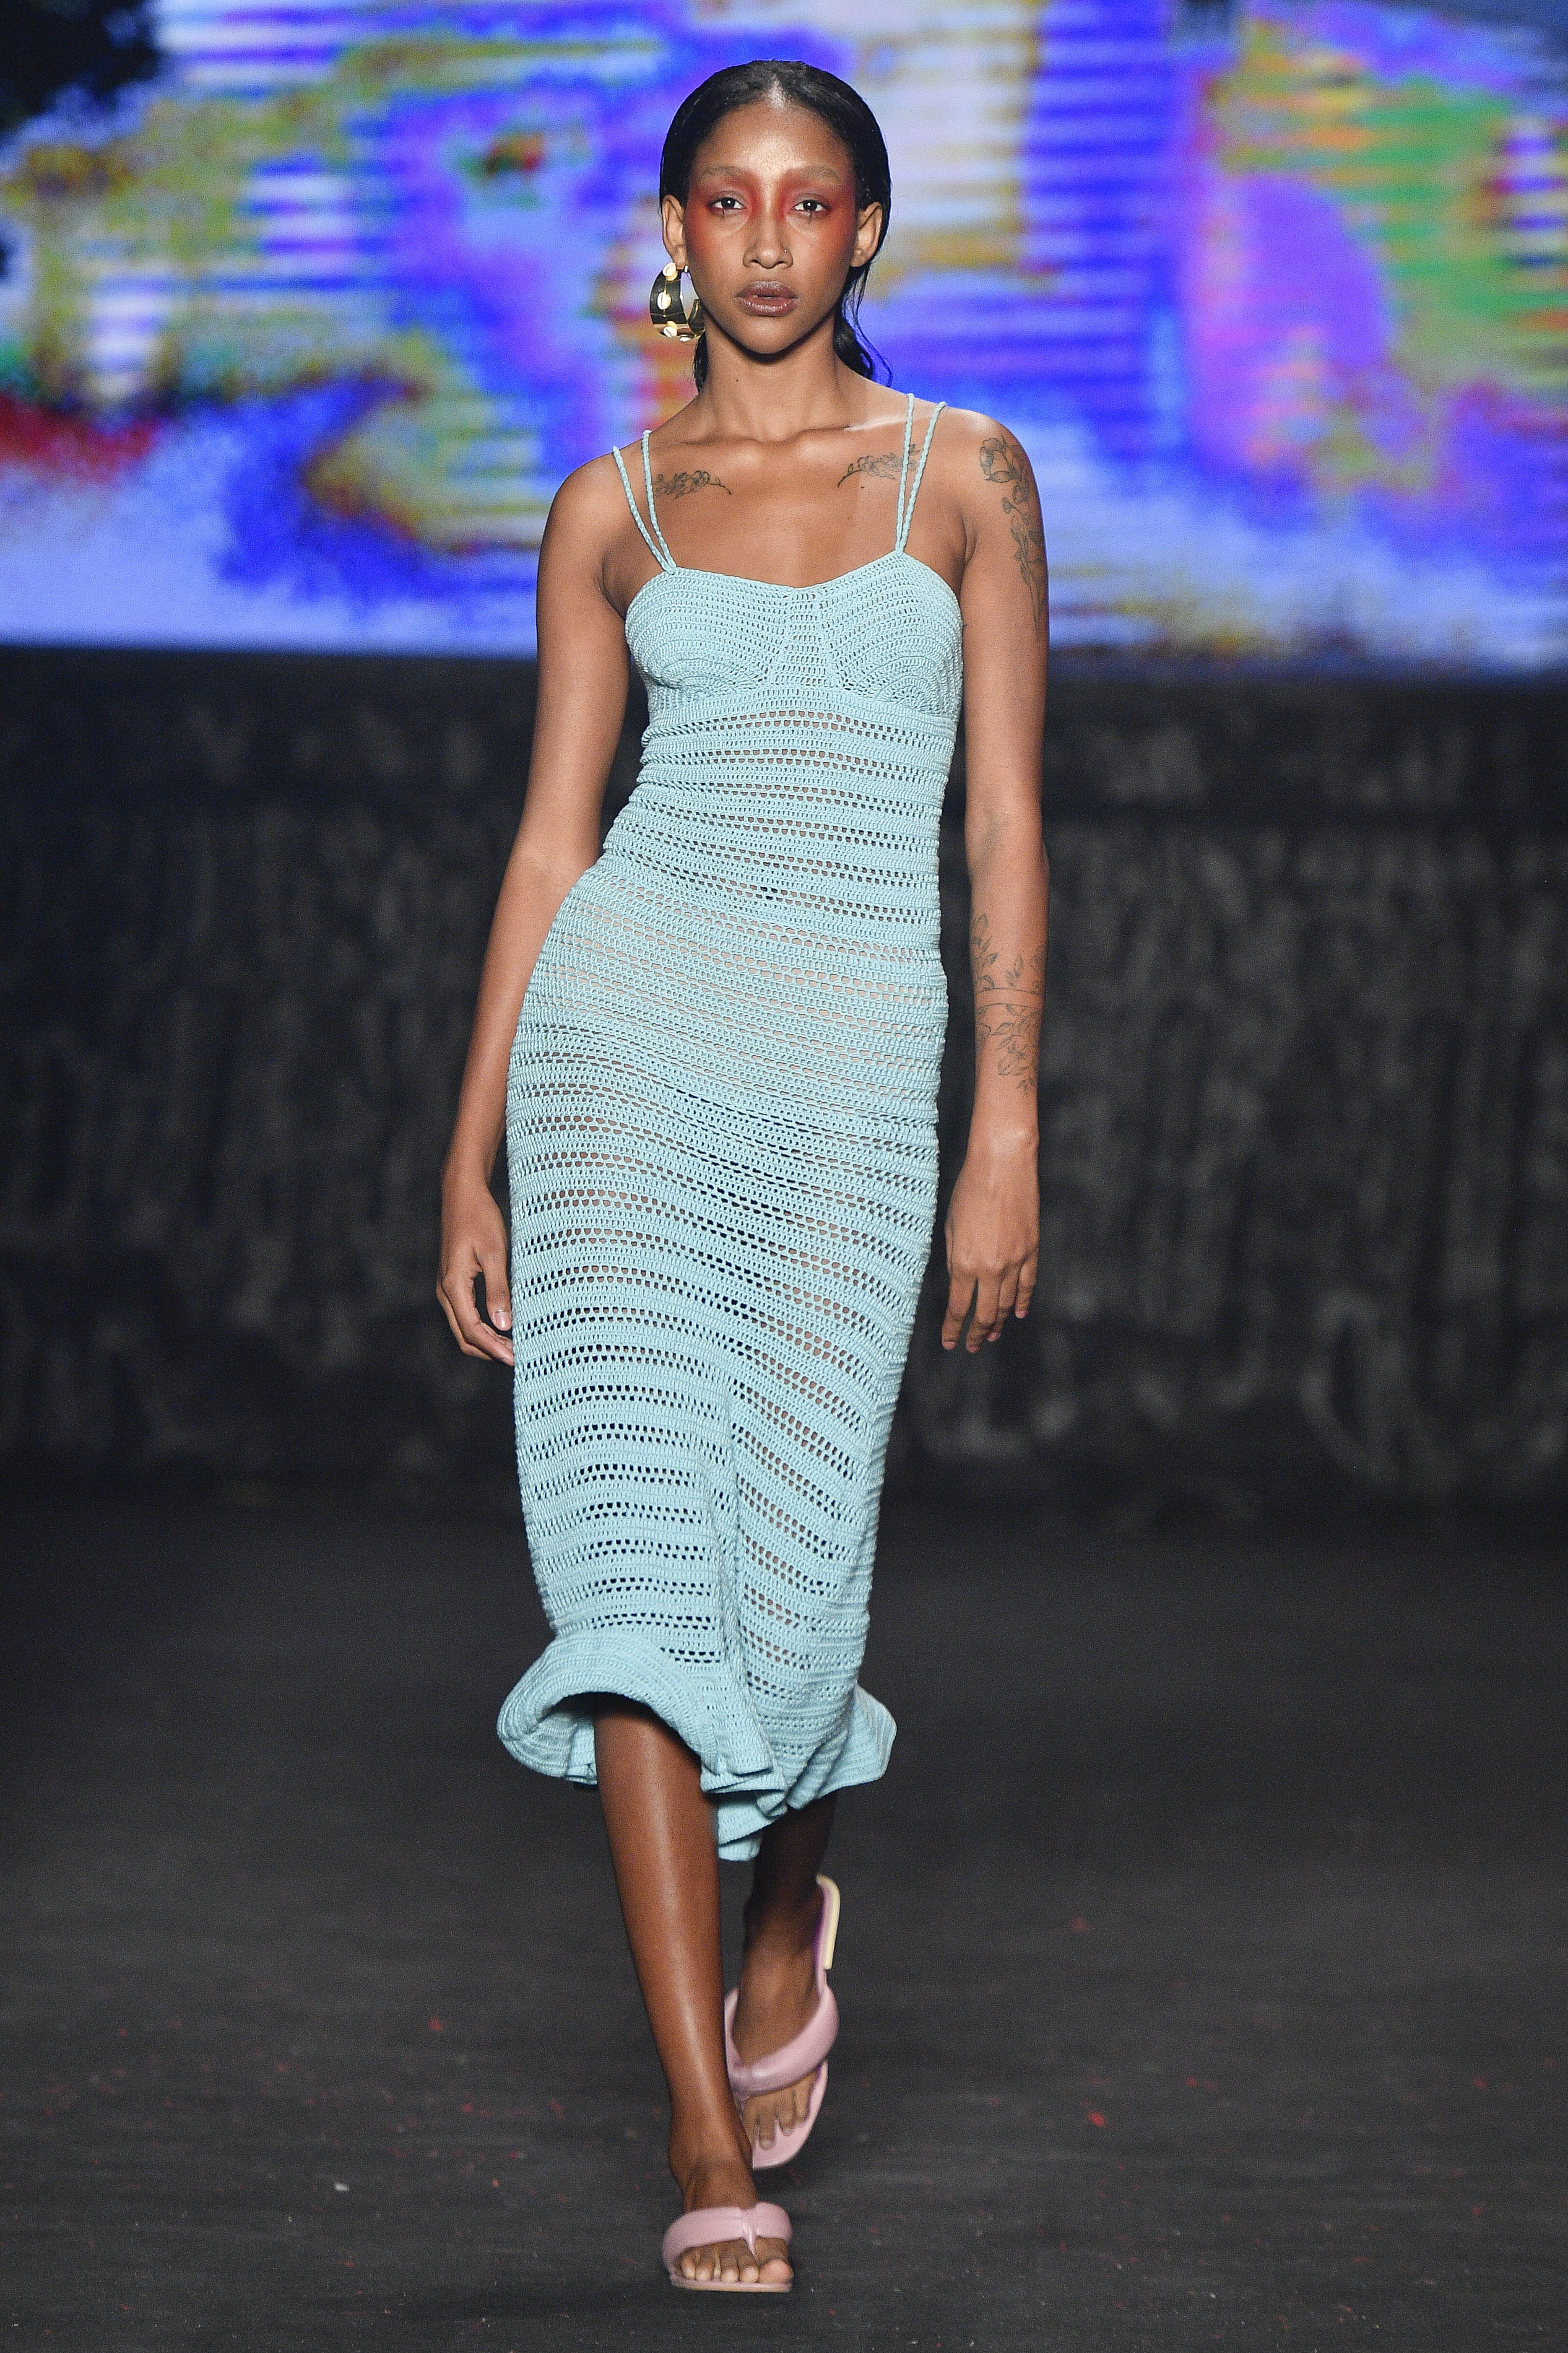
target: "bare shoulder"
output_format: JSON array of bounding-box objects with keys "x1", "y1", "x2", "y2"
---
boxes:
[
  {"x1": 929, "y1": 406, "x2": 1041, "y2": 513},
  {"x1": 542, "y1": 450, "x2": 633, "y2": 554},
  {"x1": 930, "y1": 409, "x2": 1047, "y2": 633}
]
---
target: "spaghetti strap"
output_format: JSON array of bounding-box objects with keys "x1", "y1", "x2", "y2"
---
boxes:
[
  {"x1": 612, "y1": 440, "x2": 676, "y2": 573},
  {"x1": 891, "y1": 394, "x2": 916, "y2": 552},
  {"x1": 895, "y1": 400, "x2": 946, "y2": 555},
  {"x1": 641, "y1": 431, "x2": 678, "y2": 570}
]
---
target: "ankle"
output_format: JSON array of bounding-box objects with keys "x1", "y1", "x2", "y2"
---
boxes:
[
  {"x1": 742, "y1": 1882, "x2": 821, "y2": 1962},
  {"x1": 669, "y1": 2112, "x2": 752, "y2": 2192}
]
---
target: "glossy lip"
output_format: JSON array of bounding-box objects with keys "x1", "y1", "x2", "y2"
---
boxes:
[{"x1": 735, "y1": 282, "x2": 797, "y2": 312}]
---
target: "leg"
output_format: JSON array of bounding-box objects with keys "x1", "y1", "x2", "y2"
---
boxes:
[
  {"x1": 732, "y1": 1794, "x2": 836, "y2": 2154},
  {"x1": 594, "y1": 1705, "x2": 790, "y2": 2286}
]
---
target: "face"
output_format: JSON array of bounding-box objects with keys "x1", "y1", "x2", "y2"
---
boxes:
[{"x1": 662, "y1": 97, "x2": 883, "y2": 364}]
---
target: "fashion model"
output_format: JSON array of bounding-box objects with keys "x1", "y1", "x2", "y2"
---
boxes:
[{"x1": 438, "y1": 58, "x2": 1049, "y2": 2292}]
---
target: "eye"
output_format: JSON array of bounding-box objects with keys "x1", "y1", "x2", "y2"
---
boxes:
[
  {"x1": 708, "y1": 193, "x2": 744, "y2": 213},
  {"x1": 795, "y1": 197, "x2": 829, "y2": 216}
]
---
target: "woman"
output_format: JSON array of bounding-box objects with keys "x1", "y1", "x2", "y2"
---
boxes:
[{"x1": 437, "y1": 58, "x2": 1047, "y2": 2292}]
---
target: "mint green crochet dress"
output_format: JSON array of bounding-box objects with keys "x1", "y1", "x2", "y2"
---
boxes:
[{"x1": 499, "y1": 397, "x2": 958, "y2": 1859}]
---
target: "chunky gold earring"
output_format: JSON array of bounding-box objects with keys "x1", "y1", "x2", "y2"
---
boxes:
[{"x1": 649, "y1": 260, "x2": 704, "y2": 342}]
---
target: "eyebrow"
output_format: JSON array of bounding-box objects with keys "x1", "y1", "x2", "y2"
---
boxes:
[{"x1": 693, "y1": 160, "x2": 846, "y2": 183}]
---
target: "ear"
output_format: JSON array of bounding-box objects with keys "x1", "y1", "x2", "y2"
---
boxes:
[
  {"x1": 851, "y1": 201, "x2": 883, "y2": 269},
  {"x1": 661, "y1": 193, "x2": 689, "y2": 270}
]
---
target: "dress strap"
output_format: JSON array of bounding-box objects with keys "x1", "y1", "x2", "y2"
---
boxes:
[
  {"x1": 894, "y1": 398, "x2": 946, "y2": 554},
  {"x1": 612, "y1": 438, "x2": 677, "y2": 573},
  {"x1": 891, "y1": 394, "x2": 916, "y2": 552},
  {"x1": 641, "y1": 430, "x2": 678, "y2": 570}
]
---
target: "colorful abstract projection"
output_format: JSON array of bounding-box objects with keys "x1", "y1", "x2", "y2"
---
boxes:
[{"x1": 1, "y1": 2, "x2": 1565, "y2": 663}]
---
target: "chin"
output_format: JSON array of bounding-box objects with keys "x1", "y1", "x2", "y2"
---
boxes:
[{"x1": 722, "y1": 313, "x2": 821, "y2": 362}]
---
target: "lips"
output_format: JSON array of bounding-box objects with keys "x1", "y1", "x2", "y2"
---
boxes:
[{"x1": 737, "y1": 283, "x2": 797, "y2": 314}]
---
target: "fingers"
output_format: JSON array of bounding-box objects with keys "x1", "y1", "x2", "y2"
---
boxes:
[
  {"x1": 438, "y1": 1181, "x2": 514, "y2": 1364},
  {"x1": 968, "y1": 1274, "x2": 1002, "y2": 1352},
  {"x1": 478, "y1": 1241, "x2": 512, "y2": 1339},
  {"x1": 943, "y1": 1271, "x2": 1004, "y2": 1352},
  {"x1": 941, "y1": 1268, "x2": 976, "y2": 1352},
  {"x1": 942, "y1": 1260, "x2": 1039, "y2": 1350},
  {"x1": 436, "y1": 1250, "x2": 514, "y2": 1367}
]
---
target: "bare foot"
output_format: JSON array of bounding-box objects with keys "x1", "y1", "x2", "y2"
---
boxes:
[
  {"x1": 672, "y1": 2144, "x2": 791, "y2": 2286},
  {"x1": 731, "y1": 1886, "x2": 824, "y2": 2157}
]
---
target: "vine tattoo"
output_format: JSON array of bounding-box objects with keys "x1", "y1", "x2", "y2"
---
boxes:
[
  {"x1": 978, "y1": 433, "x2": 1046, "y2": 632},
  {"x1": 651, "y1": 468, "x2": 730, "y2": 500},
  {"x1": 837, "y1": 450, "x2": 902, "y2": 487},
  {"x1": 970, "y1": 910, "x2": 1045, "y2": 1090}
]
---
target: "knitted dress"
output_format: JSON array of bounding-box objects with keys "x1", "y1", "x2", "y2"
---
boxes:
[{"x1": 499, "y1": 396, "x2": 959, "y2": 1859}]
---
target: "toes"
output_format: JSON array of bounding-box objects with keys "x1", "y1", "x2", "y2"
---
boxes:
[
  {"x1": 682, "y1": 2238, "x2": 769, "y2": 2284},
  {"x1": 683, "y1": 2240, "x2": 757, "y2": 2283},
  {"x1": 743, "y1": 2074, "x2": 818, "y2": 2152}
]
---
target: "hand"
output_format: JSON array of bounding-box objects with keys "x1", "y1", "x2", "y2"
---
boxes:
[
  {"x1": 437, "y1": 1173, "x2": 514, "y2": 1366},
  {"x1": 941, "y1": 1134, "x2": 1039, "y2": 1352}
]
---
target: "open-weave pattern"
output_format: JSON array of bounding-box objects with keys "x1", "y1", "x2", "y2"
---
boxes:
[{"x1": 500, "y1": 398, "x2": 959, "y2": 1858}]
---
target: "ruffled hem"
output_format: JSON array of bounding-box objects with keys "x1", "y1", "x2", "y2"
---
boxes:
[{"x1": 495, "y1": 1629, "x2": 896, "y2": 1861}]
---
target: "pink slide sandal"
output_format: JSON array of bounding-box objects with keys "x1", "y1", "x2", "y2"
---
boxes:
[
  {"x1": 662, "y1": 2201, "x2": 792, "y2": 2290},
  {"x1": 725, "y1": 1872, "x2": 841, "y2": 2170}
]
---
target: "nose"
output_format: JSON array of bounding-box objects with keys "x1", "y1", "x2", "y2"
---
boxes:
[{"x1": 745, "y1": 206, "x2": 791, "y2": 271}]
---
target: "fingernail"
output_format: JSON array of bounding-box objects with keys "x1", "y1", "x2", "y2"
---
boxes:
[{"x1": 495, "y1": 1310, "x2": 511, "y2": 1329}]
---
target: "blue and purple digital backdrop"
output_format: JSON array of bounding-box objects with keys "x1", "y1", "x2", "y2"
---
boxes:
[{"x1": 2, "y1": 0, "x2": 1565, "y2": 663}]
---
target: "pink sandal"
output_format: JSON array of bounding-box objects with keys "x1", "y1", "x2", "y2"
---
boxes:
[
  {"x1": 725, "y1": 1872, "x2": 841, "y2": 2170},
  {"x1": 662, "y1": 2201, "x2": 792, "y2": 2290}
]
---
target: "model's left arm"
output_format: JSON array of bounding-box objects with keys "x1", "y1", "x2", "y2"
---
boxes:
[{"x1": 943, "y1": 417, "x2": 1049, "y2": 1351}]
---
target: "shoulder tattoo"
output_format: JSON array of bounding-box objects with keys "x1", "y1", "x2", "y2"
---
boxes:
[
  {"x1": 651, "y1": 468, "x2": 730, "y2": 500},
  {"x1": 837, "y1": 451, "x2": 901, "y2": 487},
  {"x1": 978, "y1": 433, "x2": 1046, "y2": 633}
]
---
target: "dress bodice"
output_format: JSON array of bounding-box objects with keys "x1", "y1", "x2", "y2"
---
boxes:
[
  {"x1": 624, "y1": 550, "x2": 962, "y2": 722},
  {"x1": 591, "y1": 396, "x2": 963, "y2": 965},
  {"x1": 612, "y1": 395, "x2": 962, "y2": 726}
]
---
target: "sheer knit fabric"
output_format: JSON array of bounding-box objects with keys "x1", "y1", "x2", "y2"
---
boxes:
[{"x1": 499, "y1": 396, "x2": 959, "y2": 1859}]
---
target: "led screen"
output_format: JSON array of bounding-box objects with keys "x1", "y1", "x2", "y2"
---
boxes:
[{"x1": 1, "y1": 1, "x2": 1565, "y2": 663}]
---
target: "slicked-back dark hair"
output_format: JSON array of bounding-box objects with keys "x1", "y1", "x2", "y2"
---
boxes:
[{"x1": 658, "y1": 59, "x2": 891, "y2": 389}]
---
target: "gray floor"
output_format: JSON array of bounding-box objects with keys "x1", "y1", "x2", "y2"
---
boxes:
[{"x1": 1, "y1": 1492, "x2": 1563, "y2": 2349}]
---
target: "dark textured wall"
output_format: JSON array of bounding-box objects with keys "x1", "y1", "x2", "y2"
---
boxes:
[{"x1": 3, "y1": 646, "x2": 1566, "y2": 1516}]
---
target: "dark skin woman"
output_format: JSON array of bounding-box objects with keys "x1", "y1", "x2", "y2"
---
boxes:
[{"x1": 439, "y1": 77, "x2": 1047, "y2": 2287}]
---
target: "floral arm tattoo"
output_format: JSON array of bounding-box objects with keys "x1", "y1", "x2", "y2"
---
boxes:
[
  {"x1": 970, "y1": 910, "x2": 1046, "y2": 1092},
  {"x1": 978, "y1": 433, "x2": 1046, "y2": 633},
  {"x1": 650, "y1": 468, "x2": 730, "y2": 499}
]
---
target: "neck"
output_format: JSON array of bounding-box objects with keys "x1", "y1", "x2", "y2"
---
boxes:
[{"x1": 692, "y1": 313, "x2": 873, "y2": 443}]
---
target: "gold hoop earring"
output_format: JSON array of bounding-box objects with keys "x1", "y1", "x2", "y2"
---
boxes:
[{"x1": 649, "y1": 261, "x2": 704, "y2": 342}]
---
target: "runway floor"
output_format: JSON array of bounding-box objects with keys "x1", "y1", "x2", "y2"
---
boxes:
[{"x1": 1, "y1": 1490, "x2": 1563, "y2": 2349}]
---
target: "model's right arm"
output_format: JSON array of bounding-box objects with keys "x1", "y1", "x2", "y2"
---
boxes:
[{"x1": 437, "y1": 462, "x2": 633, "y2": 1365}]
